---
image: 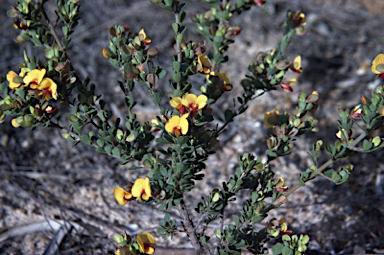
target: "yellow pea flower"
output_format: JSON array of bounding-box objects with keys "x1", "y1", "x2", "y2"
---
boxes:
[
  {"x1": 131, "y1": 177, "x2": 152, "y2": 201},
  {"x1": 23, "y1": 69, "x2": 47, "y2": 89},
  {"x1": 37, "y1": 78, "x2": 58, "y2": 100},
  {"x1": 197, "y1": 54, "x2": 211, "y2": 74},
  {"x1": 165, "y1": 113, "x2": 189, "y2": 137},
  {"x1": 181, "y1": 94, "x2": 208, "y2": 112},
  {"x1": 6, "y1": 68, "x2": 26, "y2": 89},
  {"x1": 139, "y1": 29, "x2": 151, "y2": 45},
  {"x1": 113, "y1": 186, "x2": 133, "y2": 205},
  {"x1": 371, "y1": 54, "x2": 384, "y2": 79},
  {"x1": 170, "y1": 96, "x2": 186, "y2": 114},
  {"x1": 136, "y1": 232, "x2": 156, "y2": 255},
  {"x1": 293, "y1": 11, "x2": 306, "y2": 26},
  {"x1": 278, "y1": 218, "x2": 292, "y2": 236},
  {"x1": 290, "y1": 56, "x2": 302, "y2": 73}
]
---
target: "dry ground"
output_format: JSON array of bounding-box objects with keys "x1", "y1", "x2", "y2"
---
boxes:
[{"x1": 1, "y1": 0, "x2": 384, "y2": 254}]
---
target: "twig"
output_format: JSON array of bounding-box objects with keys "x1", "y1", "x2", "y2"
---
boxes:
[
  {"x1": 178, "y1": 201, "x2": 213, "y2": 255},
  {"x1": 39, "y1": 1, "x2": 64, "y2": 51}
]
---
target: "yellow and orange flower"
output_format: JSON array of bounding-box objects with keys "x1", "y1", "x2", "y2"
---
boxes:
[
  {"x1": 136, "y1": 232, "x2": 156, "y2": 254},
  {"x1": 37, "y1": 78, "x2": 58, "y2": 100},
  {"x1": 113, "y1": 186, "x2": 133, "y2": 205},
  {"x1": 371, "y1": 54, "x2": 384, "y2": 79},
  {"x1": 170, "y1": 94, "x2": 208, "y2": 115},
  {"x1": 6, "y1": 68, "x2": 26, "y2": 89},
  {"x1": 197, "y1": 54, "x2": 211, "y2": 74},
  {"x1": 139, "y1": 29, "x2": 151, "y2": 45},
  {"x1": 170, "y1": 96, "x2": 186, "y2": 114},
  {"x1": 165, "y1": 113, "x2": 189, "y2": 137},
  {"x1": 290, "y1": 56, "x2": 302, "y2": 73},
  {"x1": 132, "y1": 177, "x2": 152, "y2": 201}
]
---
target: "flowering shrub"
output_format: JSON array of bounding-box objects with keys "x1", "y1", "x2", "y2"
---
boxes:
[{"x1": 1, "y1": 0, "x2": 384, "y2": 254}]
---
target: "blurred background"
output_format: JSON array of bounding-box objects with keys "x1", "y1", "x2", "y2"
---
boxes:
[{"x1": 1, "y1": 0, "x2": 384, "y2": 254}]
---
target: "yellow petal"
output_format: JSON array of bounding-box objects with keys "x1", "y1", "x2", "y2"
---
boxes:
[
  {"x1": 137, "y1": 232, "x2": 156, "y2": 253},
  {"x1": 11, "y1": 118, "x2": 20, "y2": 128},
  {"x1": 182, "y1": 94, "x2": 198, "y2": 107},
  {"x1": 7, "y1": 71, "x2": 21, "y2": 89},
  {"x1": 23, "y1": 69, "x2": 46, "y2": 86},
  {"x1": 170, "y1": 97, "x2": 182, "y2": 110},
  {"x1": 372, "y1": 54, "x2": 384, "y2": 74},
  {"x1": 179, "y1": 118, "x2": 188, "y2": 135},
  {"x1": 114, "y1": 186, "x2": 131, "y2": 205},
  {"x1": 165, "y1": 115, "x2": 181, "y2": 133},
  {"x1": 196, "y1": 95, "x2": 208, "y2": 109},
  {"x1": 293, "y1": 56, "x2": 301, "y2": 69},
  {"x1": 132, "y1": 177, "x2": 152, "y2": 200}
]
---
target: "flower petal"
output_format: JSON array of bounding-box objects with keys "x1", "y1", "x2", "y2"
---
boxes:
[
  {"x1": 196, "y1": 95, "x2": 208, "y2": 109},
  {"x1": 170, "y1": 97, "x2": 183, "y2": 110},
  {"x1": 113, "y1": 186, "x2": 131, "y2": 205}
]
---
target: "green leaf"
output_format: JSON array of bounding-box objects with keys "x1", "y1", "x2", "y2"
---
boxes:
[
  {"x1": 80, "y1": 135, "x2": 91, "y2": 145},
  {"x1": 172, "y1": 61, "x2": 181, "y2": 72},
  {"x1": 112, "y1": 147, "x2": 121, "y2": 157},
  {"x1": 96, "y1": 147, "x2": 106, "y2": 154},
  {"x1": 224, "y1": 110, "x2": 235, "y2": 122},
  {"x1": 298, "y1": 175, "x2": 305, "y2": 186},
  {"x1": 172, "y1": 23, "x2": 179, "y2": 34},
  {"x1": 272, "y1": 243, "x2": 284, "y2": 255},
  {"x1": 363, "y1": 139, "x2": 373, "y2": 150},
  {"x1": 151, "y1": 93, "x2": 161, "y2": 105},
  {"x1": 172, "y1": 73, "x2": 181, "y2": 83},
  {"x1": 282, "y1": 246, "x2": 293, "y2": 255},
  {"x1": 104, "y1": 145, "x2": 112, "y2": 154},
  {"x1": 232, "y1": 215, "x2": 240, "y2": 227},
  {"x1": 331, "y1": 171, "x2": 341, "y2": 182}
]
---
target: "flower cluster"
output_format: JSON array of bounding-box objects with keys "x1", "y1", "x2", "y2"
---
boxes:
[
  {"x1": 114, "y1": 177, "x2": 152, "y2": 205},
  {"x1": 113, "y1": 231, "x2": 156, "y2": 255},
  {"x1": 165, "y1": 93, "x2": 208, "y2": 137},
  {"x1": 6, "y1": 68, "x2": 58, "y2": 100}
]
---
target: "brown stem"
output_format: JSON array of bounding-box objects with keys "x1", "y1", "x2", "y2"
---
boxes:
[
  {"x1": 178, "y1": 202, "x2": 213, "y2": 255},
  {"x1": 39, "y1": 1, "x2": 64, "y2": 51}
]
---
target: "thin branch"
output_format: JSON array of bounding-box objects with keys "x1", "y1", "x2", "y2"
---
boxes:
[
  {"x1": 178, "y1": 201, "x2": 213, "y2": 255},
  {"x1": 39, "y1": 1, "x2": 64, "y2": 51}
]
